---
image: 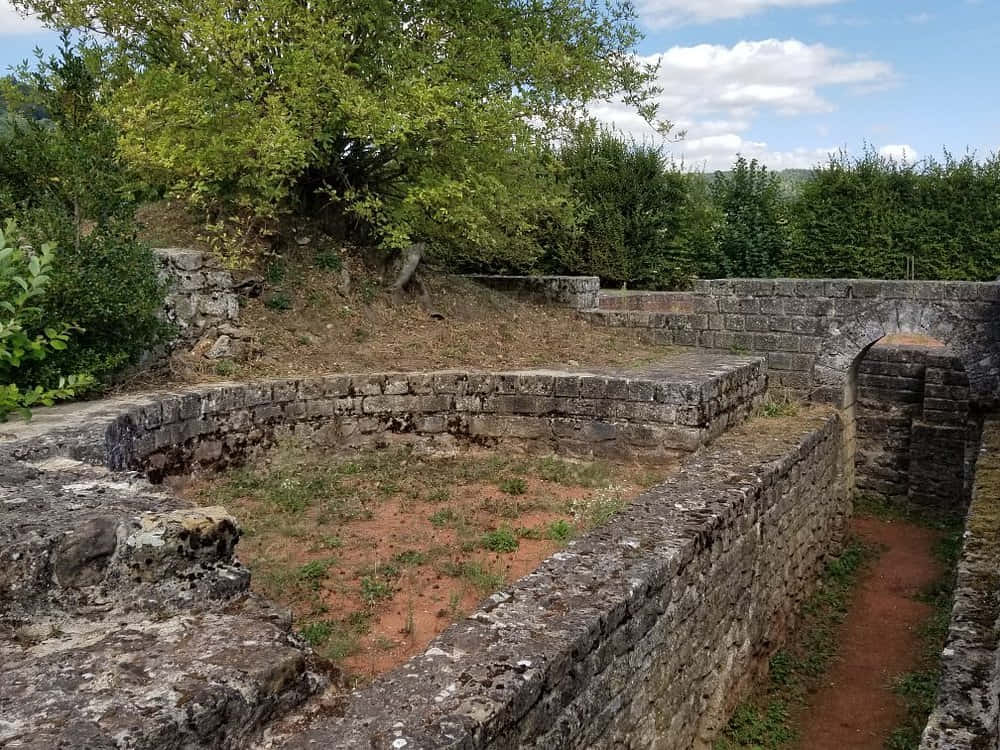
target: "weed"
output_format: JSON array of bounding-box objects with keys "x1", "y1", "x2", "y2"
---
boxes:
[
  {"x1": 315, "y1": 249, "x2": 343, "y2": 271},
  {"x1": 266, "y1": 292, "x2": 293, "y2": 311},
  {"x1": 547, "y1": 519, "x2": 574, "y2": 542},
  {"x1": 297, "y1": 559, "x2": 333, "y2": 589},
  {"x1": 570, "y1": 486, "x2": 628, "y2": 529},
  {"x1": 426, "y1": 488, "x2": 451, "y2": 503},
  {"x1": 753, "y1": 390, "x2": 800, "y2": 419},
  {"x1": 498, "y1": 477, "x2": 527, "y2": 495},
  {"x1": 448, "y1": 591, "x2": 462, "y2": 618},
  {"x1": 214, "y1": 358, "x2": 237, "y2": 377},
  {"x1": 429, "y1": 508, "x2": 458, "y2": 528},
  {"x1": 714, "y1": 702, "x2": 794, "y2": 749},
  {"x1": 299, "y1": 621, "x2": 334, "y2": 646},
  {"x1": 438, "y1": 561, "x2": 505, "y2": 594},
  {"x1": 481, "y1": 527, "x2": 519, "y2": 553},
  {"x1": 265, "y1": 260, "x2": 286, "y2": 284},
  {"x1": 536, "y1": 456, "x2": 613, "y2": 488},
  {"x1": 360, "y1": 576, "x2": 394, "y2": 606},
  {"x1": 393, "y1": 550, "x2": 428, "y2": 567}
]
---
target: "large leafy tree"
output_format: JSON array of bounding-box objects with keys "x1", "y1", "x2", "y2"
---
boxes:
[{"x1": 18, "y1": 0, "x2": 665, "y2": 270}]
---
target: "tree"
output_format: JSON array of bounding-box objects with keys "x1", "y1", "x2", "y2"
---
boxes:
[
  {"x1": 18, "y1": 0, "x2": 667, "y2": 275},
  {"x1": 0, "y1": 40, "x2": 168, "y2": 386},
  {"x1": 542, "y1": 126, "x2": 691, "y2": 288},
  {"x1": 710, "y1": 156, "x2": 788, "y2": 278}
]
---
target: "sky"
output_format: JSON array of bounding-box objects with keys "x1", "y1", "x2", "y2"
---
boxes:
[{"x1": 1, "y1": 0, "x2": 998, "y2": 171}]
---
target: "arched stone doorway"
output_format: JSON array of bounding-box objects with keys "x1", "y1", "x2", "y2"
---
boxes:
[{"x1": 851, "y1": 334, "x2": 978, "y2": 512}]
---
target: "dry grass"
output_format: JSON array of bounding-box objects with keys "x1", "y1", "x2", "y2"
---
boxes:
[{"x1": 178, "y1": 442, "x2": 673, "y2": 683}]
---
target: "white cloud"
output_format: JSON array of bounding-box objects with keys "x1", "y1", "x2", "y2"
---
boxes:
[
  {"x1": 0, "y1": 0, "x2": 45, "y2": 34},
  {"x1": 639, "y1": 0, "x2": 841, "y2": 28},
  {"x1": 878, "y1": 144, "x2": 920, "y2": 162},
  {"x1": 591, "y1": 39, "x2": 897, "y2": 170},
  {"x1": 906, "y1": 12, "x2": 933, "y2": 23}
]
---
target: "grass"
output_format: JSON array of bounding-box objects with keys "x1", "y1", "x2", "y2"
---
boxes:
[
  {"x1": 753, "y1": 390, "x2": 801, "y2": 419},
  {"x1": 481, "y1": 527, "x2": 519, "y2": 553},
  {"x1": 716, "y1": 497, "x2": 964, "y2": 750},
  {"x1": 184, "y1": 441, "x2": 669, "y2": 678},
  {"x1": 885, "y1": 524, "x2": 962, "y2": 750},
  {"x1": 714, "y1": 539, "x2": 874, "y2": 750}
]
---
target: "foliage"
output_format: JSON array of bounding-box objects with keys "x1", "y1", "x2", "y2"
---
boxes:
[
  {"x1": 710, "y1": 156, "x2": 788, "y2": 278},
  {"x1": 784, "y1": 148, "x2": 1000, "y2": 280},
  {"x1": 481, "y1": 527, "x2": 519, "y2": 553},
  {"x1": 0, "y1": 40, "x2": 168, "y2": 386},
  {"x1": 0, "y1": 219, "x2": 94, "y2": 420},
  {"x1": 542, "y1": 127, "x2": 693, "y2": 288},
  {"x1": 20, "y1": 0, "x2": 666, "y2": 267}
]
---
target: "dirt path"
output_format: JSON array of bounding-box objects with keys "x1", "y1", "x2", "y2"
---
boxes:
[{"x1": 794, "y1": 516, "x2": 942, "y2": 749}]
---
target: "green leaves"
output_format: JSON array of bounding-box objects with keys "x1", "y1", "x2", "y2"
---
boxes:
[
  {"x1": 0, "y1": 219, "x2": 93, "y2": 421},
  {"x1": 18, "y1": 0, "x2": 658, "y2": 264}
]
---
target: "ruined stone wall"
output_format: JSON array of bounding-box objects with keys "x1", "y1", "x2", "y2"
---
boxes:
[
  {"x1": 154, "y1": 247, "x2": 251, "y2": 363},
  {"x1": 271, "y1": 408, "x2": 849, "y2": 750},
  {"x1": 465, "y1": 274, "x2": 601, "y2": 310},
  {"x1": 579, "y1": 279, "x2": 1000, "y2": 406},
  {"x1": 855, "y1": 344, "x2": 927, "y2": 502},
  {"x1": 854, "y1": 344, "x2": 977, "y2": 511},
  {"x1": 100, "y1": 355, "x2": 764, "y2": 479},
  {"x1": 921, "y1": 418, "x2": 1000, "y2": 749}
]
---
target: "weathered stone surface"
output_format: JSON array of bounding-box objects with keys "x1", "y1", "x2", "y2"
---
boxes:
[
  {"x1": 920, "y1": 419, "x2": 1000, "y2": 750},
  {"x1": 582, "y1": 279, "x2": 1000, "y2": 407}
]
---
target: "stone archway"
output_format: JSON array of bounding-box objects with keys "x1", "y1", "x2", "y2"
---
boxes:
[{"x1": 812, "y1": 298, "x2": 1000, "y2": 408}]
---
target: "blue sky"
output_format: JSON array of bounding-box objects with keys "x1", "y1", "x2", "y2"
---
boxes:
[{"x1": 1, "y1": 0, "x2": 998, "y2": 170}]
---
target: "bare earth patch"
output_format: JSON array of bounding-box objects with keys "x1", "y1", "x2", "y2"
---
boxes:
[{"x1": 177, "y1": 444, "x2": 675, "y2": 684}]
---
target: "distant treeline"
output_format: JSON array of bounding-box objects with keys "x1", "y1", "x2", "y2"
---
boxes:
[{"x1": 531, "y1": 131, "x2": 1000, "y2": 287}]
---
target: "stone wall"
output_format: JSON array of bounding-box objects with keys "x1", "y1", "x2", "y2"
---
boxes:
[
  {"x1": 269, "y1": 408, "x2": 849, "y2": 749},
  {"x1": 465, "y1": 274, "x2": 601, "y2": 310},
  {"x1": 855, "y1": 343, "x2": 928, "y2": 502},
  {"x1": 154, "y1": 247, "x2": 251, "y2": 362},
  {"x1": 854, "y1": 343, "x2": 978, "y2": 511},
  {"x1": 0, "y1": 355, "x2": 774, "y2": 749},
  {"x1": 579, "y1": 278, "x2": 1000, "y2": 407},
  {"x1": 94, "y1": 355, "x2": 765, "y2": 480},
  {"x1": 921, "y1": 418, "x2": 1000, "y2": 749}
]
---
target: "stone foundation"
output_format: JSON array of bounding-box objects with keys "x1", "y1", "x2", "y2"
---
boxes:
[
  {"x1": 1, "y1": 355, "x2": 780, "y2": 750},
  {"x1": 854, "y1": 342, "x2": 980, "y2": 511},
  {"x1": 464, "y1": 274, "x2": 601, "y2": 310},
  {"x1": 264, "y1": 408, "x2": 849, "y2": 749}
]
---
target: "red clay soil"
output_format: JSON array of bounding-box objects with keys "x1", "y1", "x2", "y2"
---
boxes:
[{"x1": 794, "y1": 516, "x2": 942, "y2": 750}]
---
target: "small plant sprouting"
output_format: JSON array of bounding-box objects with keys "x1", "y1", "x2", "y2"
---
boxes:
[
  {"x1": 547, "y1": 519, "x2": 574, "y2": 542},
  {"x1": 499, "y1": 477, "x2": 527, "y2": 495},
  {"x1": 360, "y1": 576, "x2": 394, "y2": 606},
  {"x1": 315, "y1": 249, "x2": 343, "y2": 271},
  {"x1": 266, "y1": 291, "x2": 293, "y2": 311},
  {"x1": 297, "y1": 559, "x2": 333, "y2": 589},
  {"x1": 481, "y1": 527, "x2": 519, "y2": 553}
]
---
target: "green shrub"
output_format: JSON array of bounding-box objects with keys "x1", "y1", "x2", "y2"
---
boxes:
[
  {"x1": 710, "y1": 156, "x2": 788, "y2": 278},
  {"x1": 543, "y1": 127, "x2": 693, "y2": 289},
  {"x1": 0, "y1": 42, "x2": 168, "y2": 386},
  {"x1": 481, "y1": 527, "x2": 519, "y2": 553},
  {"x1": 0, "y1": 220, "x2": 95, "y2": 420},
  {"x1": 784, "y1": 148, "x2": 1000, "y2": 281}
]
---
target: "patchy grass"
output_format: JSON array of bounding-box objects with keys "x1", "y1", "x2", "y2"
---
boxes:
[
  {"x1": 886, "y1": 525, "x2": 962, "y2": 750},
  {"x1": 182, "y1": 443, "x2": 673, "y2": 683},
  {"x1": 753, "y1": 390, "x2": 801, "y2": 419},
  {"x1": 714, "y1": 539, "x2": 875, "y2": 750},
  {"x1": 132, "y1": 227, "x2": 677, "y2": 388}
]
